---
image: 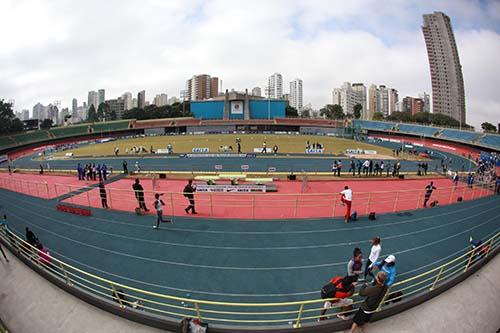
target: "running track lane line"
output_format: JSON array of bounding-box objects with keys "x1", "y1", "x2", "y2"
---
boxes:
[
  {"x1": 6, "y1": 207, "x2": 499, "y2": 271},
  {"x1": 1, "y1": 192, "x2": 498, "y2": 251}
]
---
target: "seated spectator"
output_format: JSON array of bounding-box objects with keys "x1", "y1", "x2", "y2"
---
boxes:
[
  {"x1": 351, "y1": 271, "x2": 388, "y2": 332},
  {"x1": 319, "y1": 275, "x2": 356, "y2": 320}
]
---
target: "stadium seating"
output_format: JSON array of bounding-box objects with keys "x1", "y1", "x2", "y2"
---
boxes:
[
  {"x1": 11, "y1": 131, "x2": 50, "y2": 145},
  {"x1": 439, "y1": 129, "x2": 480, "y2": 143},
  {"x1": 352, "y1": 120, "x2": 395, "y2": 131},
  {"x1": 0, "y1": 136, "x2": 16, "y2": 150},
  {"x1": 50, "y1": 125, "x2": 90, "y2": 138},
  {"x1": 396, "y1": 124, "x2": 440, "y2": 137},
  {"x1": 479, "y1": 134, "x2": 500, "y2": 149},
  {"x1": 91, "y1": 120, "x2": 130, "y2": 133}
]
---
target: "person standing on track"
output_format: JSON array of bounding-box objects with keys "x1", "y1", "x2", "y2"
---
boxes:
[
  {"x1": 183, "y1": 180, "x2": 197, "y2": 214},
  {"x1": 371, "y1": 255, "x2": 397, "y2": 287},
  {"x1": 99, "y1": 181, "x2": 109, "y2": 209},
  {"x1": 364, "y1": 237, "x2": 381, "y2": 282},
  {"x1": 122, "y1": 160, "x2": 128, "y2": 174},
  {"x1": 347, "y1": 247, "x2": 364, "y2": 281},
  {"x1": 423, "y1": 181, "x2": 437, "y2": 208},
  {"x1": 153, "y1": 193, "x2": 172, "y2": 228},
  {"x1": 132, "y1": 179, "x2": 149, "y2": 212},
  {"x1": 340, "y1": 186, "x2": 353, "y2": 223}
]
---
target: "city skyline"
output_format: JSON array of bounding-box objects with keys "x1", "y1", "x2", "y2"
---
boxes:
[{"x1": 1, "y1": 0, "x2": 499, "y2": 128}]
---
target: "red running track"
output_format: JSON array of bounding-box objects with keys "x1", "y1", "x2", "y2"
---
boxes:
[{"x1": 0, "y1": 172, "x2": 492, "y2": 219}]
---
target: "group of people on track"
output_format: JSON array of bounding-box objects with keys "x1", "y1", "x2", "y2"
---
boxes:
[{"x1": 319, "y1": 237, "x2": 398, "y2": 332}]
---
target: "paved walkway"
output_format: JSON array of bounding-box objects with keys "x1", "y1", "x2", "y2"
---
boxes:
[{"x1": 1, "y1": 250, "x2": 498, "y2": 333}]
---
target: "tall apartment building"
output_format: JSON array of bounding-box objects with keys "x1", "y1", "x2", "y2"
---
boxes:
[
  {"x1": 378, "y1": 85, "x2": 389, "y2": 117},
  {"x1": 106, "y1": 98, "x2": 126, "y2": 119},
  {"x1": 289, "y1": 78, "x2": 303, "y2": 111},
  {"x1": 389, "y1": 89, "x2": 399, "y2": 114},
  {"x1": 251, "y1": 87, "x2": 261, "y2": 97},
  {"x1": 21, "y1": 109, "x2": 30, "y2": 121},
  {"x1": 185, "y1": 74, "x2": 219, "y2": 101},
  {"x1": 402, "y1": 97, "x2": 425, "y2": 115},
  {"x1": 351, "y1": 83, "x2": 367, "y2": 118},
  {"x1": 332, "y1": 82, "x2": 362, "y2": 115},
  {"x1": 368, "y1": 85, "x2": 379, "y2": 120},
  {"x1": 137, "y1": 90, "x2": 146, "y2": 109},
  {"x1": 122, "y1": 92, "x2": 132, "y2": 110},
  {"x1": 419, "y1": 92, "x2": 431, "y2": 113},
  {"x1": 98, "y1": 89, "x2": 105, "y2": 106},
  {"x1": 268, "y1": 73, "x2": 283, "y2": 99},
  {"x1": 32, "y1": 103, "x2": 43, "y2": 120},
  {"x1": 72, "y1": 98, "x2": 78, "y2": 118},
  {"x1": 423, "y1": 12, "x2": 466, "y2": 124},
  {"x1": 87, "y1": 91, "x2": 99, "y2": 110},
  {"x1": 153, "y1": 93, "x2": 168, "y2": 106}
]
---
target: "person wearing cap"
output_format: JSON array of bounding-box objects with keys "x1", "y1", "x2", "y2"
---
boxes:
[
  {"x1": 350, "y1": 271, "x2": 388, "y2": 332},
  {"x1": 371, "y1": 255, "x2": 397, "y2": 286}
]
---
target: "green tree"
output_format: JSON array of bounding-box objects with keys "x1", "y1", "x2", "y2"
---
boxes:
[
  {"x1": 0, "y1": 99, "x2": 24, "y2": 134},
  {"x1": 387, "y1": 111, "x2": 413, "y2": 122},
  {"x1": 372, "y1": 112, "x2": 384, "y2": 120},
  {"x1": 286, "y1": 105, "x2": 298, "y2": 117},
  {"x1": 481, "y1": 122, "x2": 496, "y2": 132},
  {"x1": 353, "y1": 103, "x2": 362, "y2": 119},
  {"x1": 320, "y1": 104, "x2": 344, "y2": 120},
  {"x1": 40, "y1": 119, "x2": 53, "y2": 129},
  {"x1": 86, "y1": 104, "x2": 98, "y2": 122},
  {"x1": 301, "y1": 109, "x2": 311, "y2": 118}
]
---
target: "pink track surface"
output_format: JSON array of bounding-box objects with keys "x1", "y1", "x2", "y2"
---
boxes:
[
  {"x1": 0, "y1": 172, "x2": 99, "y2": 199},
  {"x1": 61, "y1": 177, "x2": 490, "y2": 219},
  {"x1": 0, "y1": 172, "x2": 492, "y2": 219}
]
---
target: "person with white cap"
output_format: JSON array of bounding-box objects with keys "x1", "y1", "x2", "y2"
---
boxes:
[{"x1": 371, "y1": 255, "x2": 397, "y2": 286}]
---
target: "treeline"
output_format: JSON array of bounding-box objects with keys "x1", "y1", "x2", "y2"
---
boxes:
[
  {"x1": 0, "y1": 99, "x2": 24, "y2": 134},
  {"x1": 122, "y1": 102, "x2": 192, "y2": 120},
  {"x1": 318, "y1": 102, "x2": 473, "y2": 129}
]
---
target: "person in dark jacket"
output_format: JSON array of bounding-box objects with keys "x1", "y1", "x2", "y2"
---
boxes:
[
  {"x1": 132, "y1": 179, "x2": 149, "y2": 211},
  {"x1": 183, "y1": 180, "x2": 197, "y2": 214},
  {"x1": 99, "y1": 182, "x2": 108, "y2": 209},
  {"x1": 122, "y1": 160, "x2": 128, "y2": 174},
  {"x1": 351, "y1": 271, "x2": 388, "y2": 332},
  {"x1": 26, "y1": 227, "x2": 38, "y2": 247}
]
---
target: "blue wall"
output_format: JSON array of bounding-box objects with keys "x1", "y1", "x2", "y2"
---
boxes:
[
  {"x1": 191, "y1": 100, "x2": 285, "y2": 120},
  {"x1": 191, "y1": 101, "x2": 225, "y2": 119},
  {"x1": 249, "y1": 100, "x2": 285, "y2": 119}
]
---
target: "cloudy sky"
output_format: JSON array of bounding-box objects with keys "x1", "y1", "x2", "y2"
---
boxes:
[{"x1": 1, "y1": 0, "x2": 499, "y2": 129}]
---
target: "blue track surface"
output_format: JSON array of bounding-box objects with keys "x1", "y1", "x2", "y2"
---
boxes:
[{"x1": 1, "y1": 189, "x2": 498, "y2": 308}]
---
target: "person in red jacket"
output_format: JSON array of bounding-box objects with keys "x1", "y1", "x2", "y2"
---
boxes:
[{"x1": 319, "y1": 275, "x2": 356, "y2": 320}]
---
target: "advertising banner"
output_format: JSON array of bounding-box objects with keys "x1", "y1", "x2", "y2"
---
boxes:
[{"x1": 231, "y1": 101, "x2": 244, "y2": 114}]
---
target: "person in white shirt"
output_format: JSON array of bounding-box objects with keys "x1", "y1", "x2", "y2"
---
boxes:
[
  {"x1": 364, "y1": 237, "x2": 382, "y2": 281},
  {"x1": 153, "y1": 193, "x2": 172, "y2": 229},
  {"x1": 340, "y1": 186, "x2": 353, "y2": 223}
]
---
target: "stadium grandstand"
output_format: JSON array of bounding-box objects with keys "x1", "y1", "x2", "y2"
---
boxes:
[{"x1": 0, "y1": 117, "x2": 499, "y2": 332}]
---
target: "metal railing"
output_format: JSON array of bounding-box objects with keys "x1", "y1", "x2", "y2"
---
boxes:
[
  {"x1": 0, "y1": 175, "x2": 495, "y2": 219},
  {"x1": 1, "y1": 225, "x2": 497, "y2": 328}
]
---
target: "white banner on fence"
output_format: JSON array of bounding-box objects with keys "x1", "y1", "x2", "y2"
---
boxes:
[
  {"x1": 195, "y1": 184, "x2": 266, "y2": 193},
  {"x1": 346, "y1": 149, "x2": 364, "y2": 154},
  {"x1": 156, "y1": 148, "x2": 169, "y2": 154},
  {"x1": 241, "y1": 164, "x2": 249, "y2": 170},
  {"x1": 215, "y1": 164, "x2": 223, "y2": 170},
  {"x1": 192, "y1": 147, "x2": 209, "y2": 153},
  {"x1": 305, "y1": 149, "x2": 324, "y2": 154},
  {"x1": 364, "y1": 150, "x2": 378, "y2": 155}
]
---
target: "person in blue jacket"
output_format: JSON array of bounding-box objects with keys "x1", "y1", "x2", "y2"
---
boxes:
[{"x1": 371, "y1": 254, "x2": 397, "y2": 286}]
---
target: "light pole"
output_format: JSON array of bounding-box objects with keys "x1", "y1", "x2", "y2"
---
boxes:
[{"x1": 267, "y1": 86, "x2": 271, "y2": 120}]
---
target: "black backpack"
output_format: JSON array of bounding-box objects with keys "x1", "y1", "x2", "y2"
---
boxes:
[{"x1": 321, "y1": 279, "x2": 343, "y2": 299}]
